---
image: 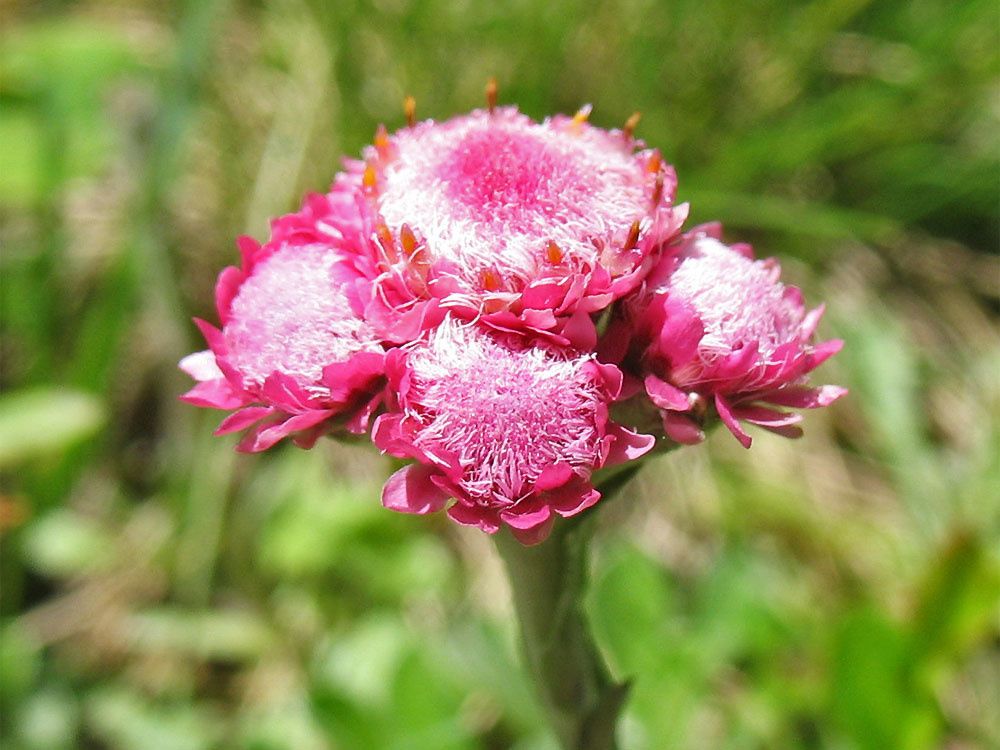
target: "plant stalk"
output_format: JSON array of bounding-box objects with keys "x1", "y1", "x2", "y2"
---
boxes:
[{"x1": 494, "y1": 470, "x2": 637, "y2": 749}]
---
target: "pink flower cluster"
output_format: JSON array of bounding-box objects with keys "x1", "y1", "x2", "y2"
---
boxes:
[{"x1": 182, "y1": 101, "x2": 844, "y2": 544}]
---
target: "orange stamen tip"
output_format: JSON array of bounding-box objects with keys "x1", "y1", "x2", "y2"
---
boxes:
[
  {"x1": 376, "y1": 223, "x2": 394, "y2": 249},
  {"x1": 625, "y1": 220, "x2": 641, "y2": 250},
  {"x1": 546, "y1": 241, "x2": 563, "y2": 264},
  {"x1": 486, "y1": 77, "x2": 498, "y2": 113},
  {"x1": 571, "y1": 104, "x2": 593, "y2": 127},
  {"x1": 647, "y1": 152, "x2": 662, "y2": 173},
  {"x1": 623, "y1": 111, "x2": 641, "y2": 138},
  {"x1": 652, "y1": 174, "x2": 665, "y2": 205},
  {"x1": 483, "y1": 298, "x2": 506, "y2": 314},
  {"x1": 374, "y1": 124, "x2": 390, "y2": 150},
  {"x1": 363, "y1": 163, "x2": 378, "y2": 190},
  {"x1": 404, "y1": 95, "x2": 416, "y2": 127},
  {"x1": 400, "y1": 224, "x2": 417, "y2": 256},
  {"x1": 481, "y1": 269, "x2": 501, "y2": 291}
]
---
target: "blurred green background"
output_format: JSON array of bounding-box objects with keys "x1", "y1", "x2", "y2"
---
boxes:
[{"x1": 1, "y1": 0, "x2": 998, "y2": 748}]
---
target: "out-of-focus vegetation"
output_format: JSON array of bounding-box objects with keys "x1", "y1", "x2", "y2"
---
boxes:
[{"x1": 1, "y1": 0, "x2": 998, "y2": 747}]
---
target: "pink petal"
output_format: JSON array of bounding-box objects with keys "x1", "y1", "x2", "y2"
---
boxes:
[
  {"x1": 344, "y1": 391, "x2": 384, "y2": 435},
  {"x1": 382, "y1": 464, "x2": 451, "y2": 515},
  {"x1": 241, "y1": 410, "x2": 334, "y2": 452},
  {"x1": 521, "y1": 281, "x2": 565, "y2": 309},
  {"x1": 587, "y1": 360, "x2": 624, "y2": 399},
  {"x1": 757, "y1": 384, "x2": 848, "y2": 409},
  {"x1": 322, "y1": 350, "x2": 385, "y2": 402},
  {"x1": 759, "y1": 423, "x2": 804, "y2": 440},
  {"x1": 447, "y1": 502, "x2": 501, "y2": 534},
  {"x1": 500, "y1": 502, "x2": 552, "y2": 530},
  {"x1": 604, "y1": 424, "x2": 656, "y2": 466},
  {"x1": 561, "y1": 310, "x2": 597, "y2": 351},
  {"x1": 533, "y1": 464, "x2": 574, "y2": 491},
  {"x1": 715, "y1": 394, "x2": 752, "y2": 449},
  {"x1": 215, "y1": 406, "x2": 274, "y2": 435},
  {"x1": 214, "y1": 266, "x2": 245, "y2": 325},
  {"x1": 193, "y1": 318, "x2": 227, "y2": 356},
  {"x1": 180, "y1": 379, "x2": 245, "y2": 410},
  {"x1": 657, "y1": 299, "x2": 704, "y2": 365},
  {"x1": 689, "y1": 221, "x2": 723, "y2": 240},
  {"x1": 519, "y1": 308, "x2": 558, "y2": 331},
  {"x1": 547, "y1": 483, "x2": 602, "y2": 517},
  {"x1": 370, "y1": 413, "x2": 407, "y2": 455},
  {"x1": 732, "y1": 405, "x2": 803, "y2": 428},
  {"x1": 236, "y1": 235, "x2": 261, "y2": 268},
  {"x1": 807, "y1": 339, "x2": 844, "y2": 370},
  {"x1": 508, "y1": 517, "x2": 555, "y2": 546},
  {"x1": 260, "y1": 372, "x2": 311, "y2": 410},
  {"x1": 662, "y1": 412, "x2": 705, "y2": 444},
  {"x1": 644, "y1": 374, "x2": 690, "y2": 411},
  {"x1": 179, "y1": 350, "x2": 224, "y2": 382},
  {"x1": 596, "y1": 317, "x2": 632, "y2": 364},
  {"x1": 800, "y1": 303, "x2": 825, "y2": 339},
  {"x1": 577, "y1": 292, "x2": 614, "y2": 314}
]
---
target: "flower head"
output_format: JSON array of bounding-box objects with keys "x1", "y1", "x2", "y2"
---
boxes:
[
  {"x1": 361, "y1": 106, "x2": 686, "y2": 348},
  {"x1": 179, "y1": 92, "x2": 846, "y2": 543},
  {"x1": 180, "y1": 188, "x2": 386, "y2": 451},
  {"x1": 611, "y1": 225, "x2": 846, "y2": 447},
  {"x1": 373, "y1": 317, "x2": 654, "y2": 544}
]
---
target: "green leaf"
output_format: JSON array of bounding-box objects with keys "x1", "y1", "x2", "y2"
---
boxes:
[
  {"x1": 587, "y1": 541, "x2": 674, "y2": 675},
  {"x1": 0, "y1": 388, "x2": 104, "y2": 467},
  {"x1": 0, "y1": 621, "x2": 42, "y2": 702},
  {"x1": 22, "y1": 509, "x2": 115, "y2": 577},
  {"x1": 85, "y1": 688, "x2": 219, "y2": 750},
  {"x1": 830, "y1": 607, "x2": 909, "y2": 750}
]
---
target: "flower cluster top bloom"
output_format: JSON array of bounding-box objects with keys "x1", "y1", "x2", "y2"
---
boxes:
[{"x1": 181, "y1": 90, "x2": 844, "y2": 544}]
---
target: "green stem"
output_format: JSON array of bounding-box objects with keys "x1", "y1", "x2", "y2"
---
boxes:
[{"x1": 494, "y1": 471, "x2": 637, "y2": 749}]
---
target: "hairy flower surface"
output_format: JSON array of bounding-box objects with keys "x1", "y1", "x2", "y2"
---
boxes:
[
  {"x1": 373, "y1": 317, "x2": 654, "y2": 544},
  {"x1": 180, "y1": 188, "x2": 387, "y2": 451},
  {"x1": 361, "y1": 106, "x2": 687, "y2": 347},
  {"x1": 611, "y1": 225, "x2": 846, "y2": 447}
]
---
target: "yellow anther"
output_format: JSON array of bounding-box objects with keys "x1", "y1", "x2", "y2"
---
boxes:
[
  {"x1": 400, "y1": 224, "x2": 417, "y2": 256},
  {"x1": 623, "y1": 111, "x2": 641, "y2": 139},
  {"x1": 486, "y1": 77, "x2": 498, "y2": 114},
  {"x1": 546, "y1": 241, "x2": 563, "y2": 264},
  {"x1": 624, "y1": 220, "x2": 641, "y2": 251},
  {"x1": 404, "y1": 95, "x2": 416, "y2": 127},
  {"x1": 374, "y1": 124, "x2": 390, "y2": 151},
  {"x1": 363, "y1": 163, "x2": 378, "y2": 191},
  {"x1": 571, "y1": 104, "x2": 593, "y2": 130},
  {"x1": 652, "y1": 173, "x2": 665, "y2": 206},
  {"x1": 483, "y1": 298, "x2": 506, "y2": 314},
  {"x1": 376, "y1": 224, "x2": 396, "y2": 262}
]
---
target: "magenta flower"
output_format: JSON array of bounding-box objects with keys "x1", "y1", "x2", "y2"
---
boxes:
[
  {"x1": 358, "y1": 106, "x2": 687, "y2": 349},
  {"x1": 608, "y1": 224, "x2": 846, "y2": 448},
  {"x1": 180, "y1": 187, "x2": 387, "y2": 451},
  {"x1": 180, "y1": 93, "x2": 845, "y2": 544},
  {"x1": 372, "y1": 317, "x2": 654, "y2": 544}
]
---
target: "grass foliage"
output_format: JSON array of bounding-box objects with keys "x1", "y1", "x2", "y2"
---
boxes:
[{"x1": 1, "y1": 0, "x2": 998, "y2": 747}]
